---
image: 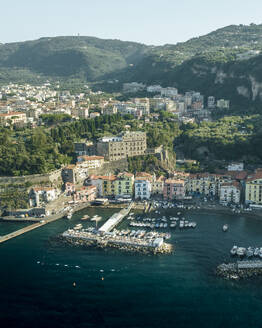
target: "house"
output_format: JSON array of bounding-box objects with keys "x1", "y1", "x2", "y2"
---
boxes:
[
  {"x1": 134, "y1": 173, "x2": 152, "y2": 200},
  {"x1": 220, "y1": 182, "x2": 241, "y2": 204},
  {"x1": 163, "y1": 179, "x2": 185, "y2": 200},
  {"x1": 29, "y1": 187, "x2": 58, "y2": 207}
]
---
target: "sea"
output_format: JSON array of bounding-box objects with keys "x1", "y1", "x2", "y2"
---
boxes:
[{"x1": 1, "y1": 207, "x2": 262, "y2": 328}]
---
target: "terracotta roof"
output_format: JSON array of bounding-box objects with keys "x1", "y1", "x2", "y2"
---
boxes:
[
  {"x1": 221, "y1": 181, "x2": 241, "y2": 189},
  {"x1": 64, "y1": 164, "x2": 76, "y2": 170},
  {"x1": 246, "y1": 171, "x2": 262, "y2": 183},
  {"x1": 33, "y1": 187, "x2": 55, "y2": 192},
  {"x1": 78, "y1": 155, "x2": 104, "y2": 161},
  {"x1": 165, "y1": 179, "x2": 185, "y2": 185},
  {"x1": 0, "y1": 111, "x2": 26, "y2": 117}
]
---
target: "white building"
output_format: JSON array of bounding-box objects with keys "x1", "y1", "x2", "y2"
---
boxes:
[
  {"x1": 77, "y1": 156, "x2": 104, "y2": 169},
  {"x1": 207, "y1": 96, "x2": 216, "y2": 109},
  {"x1": 220, "y1": 182, "x2": 241, "y2": 204},
  {"x1": 217, "y1": 99, "x2": 230, "y2": 109},
  {"x1": 161, "y1": 87, "x2": 178, "y2": 98},
  {"x1": 227, "y1": 163, "x2": 244, "y2": 172},
  {"x1": 135, "y1": 178, "x2": 152, "y2": 200},
  {"x1": 29, "y1": 187, "x2": 58, "y2": 207},
  {"x1": 147, "y1": 85, "x2": 162, "y2": 93}
]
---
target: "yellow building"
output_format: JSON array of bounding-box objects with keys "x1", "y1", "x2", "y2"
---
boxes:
[
  {"x1": 186, "y1": 173, "x2": 232, "y2": 197},
  {"x1": 245, "y1": 171, "x2": 262, "y2": 204},
  {"x1": 101, "y1": 176, "x2": 117, "y2": 197}
]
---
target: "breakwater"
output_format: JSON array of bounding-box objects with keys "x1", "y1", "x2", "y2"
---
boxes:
[
  {"x1": 61, "y1": 231, "x2": 173, "y2": 255},
  {"x1": 216, "y1": 261, "x2": 262, "y2": 280}
]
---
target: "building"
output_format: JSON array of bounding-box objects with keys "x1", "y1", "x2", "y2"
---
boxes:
[
  {"x1": 220, "y1": 182, "x2": 241, "y2": 204},
  {"x1": 113, "y1": 172, "x2": 134, "y2": 198},
  {"x1": 131, "y1": 98, "x2": 150, "y2": 115},
  {"x1": 96, "y1": 131, "x2": 147, "y2": 161},
  {"x1": 77, "y1": 156, "x2": 104, "y2": 170},
  {"x1": 65, "y1": 182, "x2": 75, "y2": 195},
  {"x1": 161, "y1": 87, "x2": 178, "y2": 98},
  {"x1": 147, "y1": 85, "x2": 162, "y2": 93},
  {"x1": 62, "y1": 165, "x2": 77, "y2": 184},
  {"x1": 103, "y1": 106, "x2": 118, "y2": 116},
  {"x1": 0, "y1": 111, "x2": 27, "y2": 125},
  {"x1": 74, "y1": 141, "x2": 95, "y2": 156},
  {"x1": 78, "y1": 107, "x2": 89, "y2": 119},
  {"x1": 123, "y1": 82, "x2": 146, "y2": 93},
  {"x1": 207, "y1": 96, "x2": 216, "y2": 109},
  {"x1": 29, "y1": 187, "x2": 58, "y2": 207},
  {"x1": 217, "y1": 99, "x2": 230, "y2": 109},
  {"x1": 90, "y1": 112, "x2": 100, "y2": 119},
  {"x1": 227, "y1": 163, "x2": 244, "y2": 172},
  {"x1": 245, "y1": 170, "x2": 262, "y2": 205},
  {"x1": 151, "y1": 175, "x2": 165, "y2": 196},
  {"x1": 134, "y1": 173, "x2": 152, "y2": 200},
  {"x1": 186, "y1": 173, "x2": 231, "y2": 197},
  {"x1": 163, "y1": 179, "x2": 185, "y2": 200},
  {"x1": 73, "y1": 185, "x2": 97, "y2": 203}
]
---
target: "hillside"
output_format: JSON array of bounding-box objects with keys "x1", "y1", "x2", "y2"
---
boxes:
[
  {"x1": 0, "y1": 36, "x2": 148, "y2": 82},
  {"x1": 1, "y1": 24, "x2": 262, "y2": 109}
]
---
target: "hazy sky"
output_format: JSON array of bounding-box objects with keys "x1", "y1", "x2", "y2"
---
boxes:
[{"x1": 1, "y1": 0, "x2": 262, "y2": 45}]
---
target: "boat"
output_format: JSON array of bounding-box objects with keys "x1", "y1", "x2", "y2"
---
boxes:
[
  {"x1": 81, "y1": 215, "x2": 90, "y2": 221},
  {"x1": 246, "y1": 247, "x2": 254, "y2": 258},
  {"x1": 222, "y1": 224, "x2": 229, "y2": 232},
  {"x1": 230, "y1": 245, "x2": 238, "y2": 255},
  {"x1": 236, "y1": 247, "x2": 246, "y2": 257},
  {"x1": 254, "y1": 248, "x2": 260, "y2": 256}
]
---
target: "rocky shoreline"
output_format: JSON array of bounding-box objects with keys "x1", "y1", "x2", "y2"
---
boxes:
[
  {"x1": 216, "y1": 261, "x2": 262, "y2": 280},
  {"x1": 58, "y1": 235, "x2": 173, "y2": 255}
]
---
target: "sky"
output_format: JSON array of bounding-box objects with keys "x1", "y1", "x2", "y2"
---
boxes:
[{"x1": 1, "y1": 0, "x2": 262, "y2": 45}]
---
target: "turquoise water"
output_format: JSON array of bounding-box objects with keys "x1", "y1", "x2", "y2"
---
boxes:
[{"x1": 1, "y1": 207, "x2": 262, "y2": 328}]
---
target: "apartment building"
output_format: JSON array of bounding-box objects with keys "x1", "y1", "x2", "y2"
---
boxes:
[
  {"x1": 97, "y1": 131, "x2": 147, "y2": 161},
  {"x1": 163, "y1": 179, "x2": 185, "y2": 200},
  {"x1": 245, "y1": 170, "x2": 262, "y2": 204},
  {"x1": 220, "y1": 182, "x2": 241, "y2": 204}
]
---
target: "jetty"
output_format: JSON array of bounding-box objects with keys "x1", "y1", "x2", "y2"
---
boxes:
[
  {"x1": 216, "y1": 260, "x2": 262, "y2": 280},
  {"x1": 99, "y1": 202, "x2": 134, "y2": 233}
]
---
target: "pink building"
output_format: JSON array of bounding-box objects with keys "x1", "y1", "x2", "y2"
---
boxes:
[
  {"x1": 73, "y1": 185, "x2": 97, "y2": 203},
  {"x1": 163, "y1": 179, "x2": 185, "y2": 200}
]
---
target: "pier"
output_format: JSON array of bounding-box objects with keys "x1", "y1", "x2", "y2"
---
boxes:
[{"x1": 99, "y1": 202, "x2": 134, "y2": 233}]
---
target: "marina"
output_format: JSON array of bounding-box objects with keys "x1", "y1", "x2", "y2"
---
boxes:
[{"x1": 61, "y1": 203, "x2": 173, "y2": 254}]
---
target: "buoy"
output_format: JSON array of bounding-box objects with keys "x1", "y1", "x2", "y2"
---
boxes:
[
  {"x1": 73, "y1": 282, "x2": 76, "y2": 287},
  {"x1": 101, "y1": 277, "x2": 104, "y2": 281}
]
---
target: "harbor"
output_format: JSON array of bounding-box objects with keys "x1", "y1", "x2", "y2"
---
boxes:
[{"x1": 61, "y1": 202, "x2": 173, "y2": 254}]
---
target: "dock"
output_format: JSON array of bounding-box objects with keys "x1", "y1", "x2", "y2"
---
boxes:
[{"x1": 99, "y1": 202, "x2": 134, "y2": 233}]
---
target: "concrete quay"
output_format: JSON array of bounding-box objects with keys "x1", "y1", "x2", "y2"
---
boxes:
[{"x1": 0, "y1": 201, "x2": 91, "y2": 245}]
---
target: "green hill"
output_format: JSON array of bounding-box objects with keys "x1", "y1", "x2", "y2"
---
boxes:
[{"x1": 1, "y1": 24, "x2": 262, "y2": 109}]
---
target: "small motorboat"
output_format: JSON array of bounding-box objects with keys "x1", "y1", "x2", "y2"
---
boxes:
[{"x1": 222, "y1": 224, "x2": 229, "y2": 232}]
